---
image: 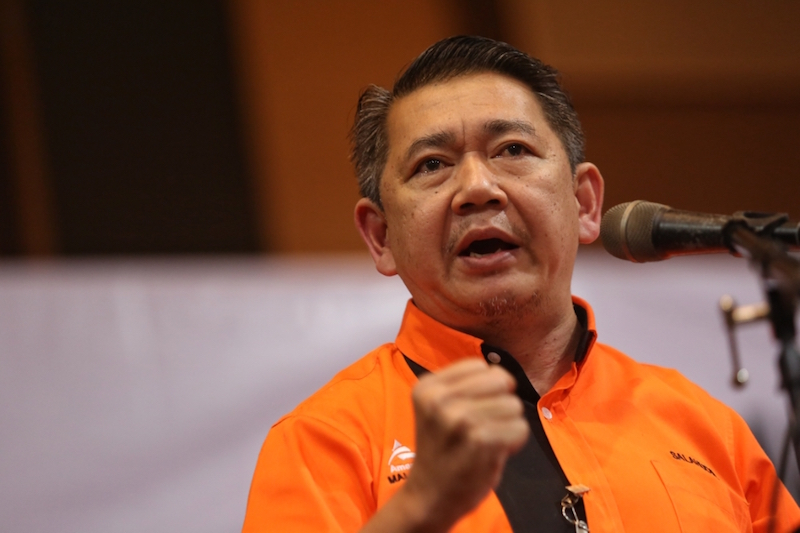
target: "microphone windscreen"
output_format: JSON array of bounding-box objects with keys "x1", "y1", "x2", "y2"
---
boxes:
[{"x1": 600, "y1": 201, "x2": 669, "y2": 262}]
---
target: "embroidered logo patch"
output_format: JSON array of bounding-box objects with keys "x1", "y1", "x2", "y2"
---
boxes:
[
  {"x1": 670, "y1": 450, "x2": 716, "y2": 477},
  {"x1": 387, "y1": 440, "x2": 415, "y2": 484}
]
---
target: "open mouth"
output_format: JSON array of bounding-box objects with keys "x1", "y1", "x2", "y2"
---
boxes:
[{"x1": 459, "y1": 238, "x2": 519, "y2": 258}]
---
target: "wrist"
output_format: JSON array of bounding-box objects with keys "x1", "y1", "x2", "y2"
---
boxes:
[
  {"x1": 391, "y1": 478, "x2": 458, "y2": 533},
  {"x1": 358, "y1": 483, "x2": 448, "y2": 533}
]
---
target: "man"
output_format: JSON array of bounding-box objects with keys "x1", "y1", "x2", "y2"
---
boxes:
[{"x1": 243, "y1": 36, "x2": 800, "y2": 532}]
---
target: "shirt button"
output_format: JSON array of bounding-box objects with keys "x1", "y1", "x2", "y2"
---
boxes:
[
  {"x1": 486, "y1": 351, "x2": 501, "y2": 364},
  {"x1": 541, "y1": 407, "x2": 553, "y2": 420}
]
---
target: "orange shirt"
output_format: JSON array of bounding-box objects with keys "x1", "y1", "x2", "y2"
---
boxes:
[{"x1": 243, "y1": 297, "x2": 800, "y2": 532}]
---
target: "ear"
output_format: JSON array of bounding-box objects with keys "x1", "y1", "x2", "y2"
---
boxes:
[
  {"x1": 354, "y1": 197, "x2": 397, "y2": 276},
  {"x1": 573, "y1": 162, "x2": 605, "y2": 244}
]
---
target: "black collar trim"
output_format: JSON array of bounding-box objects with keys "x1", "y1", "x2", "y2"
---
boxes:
[{"x1": 403, "y1": 302, "x2": 595, "y2": 396}]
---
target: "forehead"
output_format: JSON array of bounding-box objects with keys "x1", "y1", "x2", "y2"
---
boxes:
[{"x1": 385, "y1": 72, "x2": 556, "y2": 155}]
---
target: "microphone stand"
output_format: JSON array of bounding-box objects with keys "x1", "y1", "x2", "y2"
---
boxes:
[{"x1": 725, "y1": 223, "x2": 800, "y2": 471}]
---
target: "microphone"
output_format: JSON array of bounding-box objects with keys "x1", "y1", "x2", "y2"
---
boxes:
[{"x1": 600, "y1": 200, "x2": 800, "y2": 263}]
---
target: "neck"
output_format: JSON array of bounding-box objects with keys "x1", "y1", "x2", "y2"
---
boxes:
[{"x1": 476, "y1": 303, "x2": 581, "y2": 395}]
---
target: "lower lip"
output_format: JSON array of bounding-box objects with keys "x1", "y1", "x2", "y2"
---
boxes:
[{"x1": 456, "y1": 248, "x2": 518, "y2": 271}]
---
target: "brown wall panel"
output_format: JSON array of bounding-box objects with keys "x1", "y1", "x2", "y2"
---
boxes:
[
  {"x1": 503, "y1": 0, "x2": 800, "y2": 220},
  {"x1": 230, "y1": 0, "x2": 800, "y2": 253},
  {"x1": 4, "y1": 0, "x2": 798, "y2": 255},
  {"x1": 582, "y1": 105, "x2": 800, "y2": 219},
  {"x1": 0, "y1": 0, "x2": 56, "y2": 255},
  {"x1": 505, "y1": 0, "x2": 800, "y2": 106},
  {"x1": 229, "y1": 0, "x2": 460, "y2": 253}
]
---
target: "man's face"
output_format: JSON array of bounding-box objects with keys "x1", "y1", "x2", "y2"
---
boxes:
[{"x1": 356, "y1": 72, "x2": 602, "y2": 334}]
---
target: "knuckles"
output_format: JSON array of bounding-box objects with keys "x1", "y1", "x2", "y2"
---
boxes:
[
  {"x1": 412, "y1": 362, "x2": 528, "y2": 451},
  {"x1": 405, "y1": 360, "x2": 532, "y2": 510}
]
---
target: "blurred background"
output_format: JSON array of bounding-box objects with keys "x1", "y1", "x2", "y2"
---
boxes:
[
  {"x1": 1, "y1": 0, "x2": 798, "y2": 256},
  {"x1": 1, "y1": 1, "x2": 799, "y2": 532}
]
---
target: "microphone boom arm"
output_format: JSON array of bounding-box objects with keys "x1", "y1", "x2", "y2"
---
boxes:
[{"x1": 726, "y1": 224, "x2": 800, "y2": 477}]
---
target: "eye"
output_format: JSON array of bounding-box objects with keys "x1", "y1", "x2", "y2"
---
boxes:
[
  {"x1": 498, "y1": 143, "x2": 530, "y2": 157},
  {"x1": 414, "y1": 157, "x2": 445, "y2": 175}
]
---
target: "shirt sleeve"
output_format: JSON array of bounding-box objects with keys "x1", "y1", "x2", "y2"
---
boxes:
[
  {"x1": 730, "y1": 409, "x2": 800, "y2": 533},
  {"x1": 242, "y1": 415, "x2": 376, "y2": 533}
]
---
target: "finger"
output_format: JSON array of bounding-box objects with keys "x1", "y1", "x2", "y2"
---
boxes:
[
  {"x1": 435, "y1": 394, "x2": 525, "y2": 429},
  {"x1": 426, "y1": 395, "x2": 526, "y2": 443},
  {"x1": 421, "y1": 358, "x2": 489, "y2": 384},
  {"x1": 467, "y1": 417, "x2": 530, "y2": 453},
  {"x1": 455, "y1": 394, "x2": 525, "y2": 421},
  {"x1": 441, "y1": 365, "x2": 516, "y2": 398},
  {"x1": 416, "y1": 365, "x2": 515, "y2": 405}
]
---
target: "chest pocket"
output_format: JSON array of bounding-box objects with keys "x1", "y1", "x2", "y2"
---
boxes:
[{"x1": 651, "y1": 460, "x2": 751, "y2": 533}]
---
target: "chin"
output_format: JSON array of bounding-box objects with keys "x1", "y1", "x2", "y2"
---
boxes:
[{"x1": 464, "y1": 290, "x2": 542, "y2": 319}]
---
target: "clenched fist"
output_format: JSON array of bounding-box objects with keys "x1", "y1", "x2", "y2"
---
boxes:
[{"x1": 402, "y1": 358, "x2": 530, "y2": 530}]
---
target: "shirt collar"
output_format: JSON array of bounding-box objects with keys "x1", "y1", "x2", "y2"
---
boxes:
[
  {"x1": 396, "y1": 295, "x2": 598, "y2": 376},
  {"x1": 395, "y1": 301, "x2": 486, "y2": 372}
]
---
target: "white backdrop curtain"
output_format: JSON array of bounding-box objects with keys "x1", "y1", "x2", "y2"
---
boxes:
[{"x1": 1, "y1": 248, "x2": 796, "y2": 532}]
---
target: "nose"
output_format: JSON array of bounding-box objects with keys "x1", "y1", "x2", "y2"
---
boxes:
[{"x1": 451, "y1": 154, "x2": 508, "y2": 215}]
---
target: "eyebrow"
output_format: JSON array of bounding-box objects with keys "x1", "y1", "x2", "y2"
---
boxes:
[
  {"x1": 483, "y1": 119, "x2": 536, "y2": 137},
  {"x1": 402, "y1": 130, "x2": 457, "y2": 166}
]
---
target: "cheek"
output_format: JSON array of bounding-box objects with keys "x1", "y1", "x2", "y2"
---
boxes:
[
  {"x1": 514, "y1": 180, "x2": 580, "y2": 246},
  {"x1": 515, "y1": 173, "x2": 570, "y2": 215},
  {"x1": 395, "y1": 192, "x2": 447, "y2": 231},
  {"x1": 387, "y1": 205, "x2": 431, "y2": 253}
]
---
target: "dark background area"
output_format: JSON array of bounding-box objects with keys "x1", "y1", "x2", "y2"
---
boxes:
[
  {"x1": 1, "y1": 0, "x2": 798, "y2": 256},
  {"x1": 0, "y1": 63, "x2": 17, "y2": 254},
  {"x1": 16, "y1": 0, "x2": 257, "y2": 254}
]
